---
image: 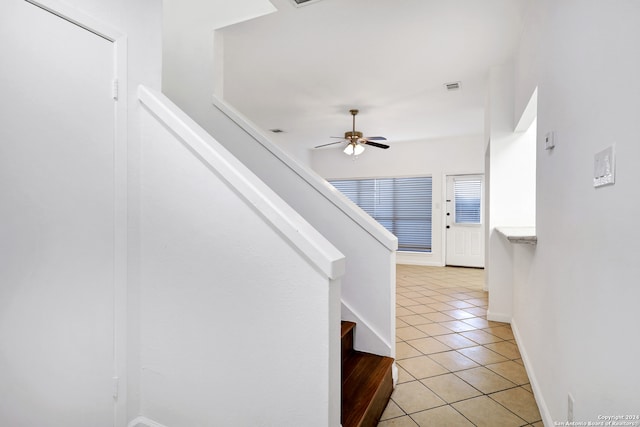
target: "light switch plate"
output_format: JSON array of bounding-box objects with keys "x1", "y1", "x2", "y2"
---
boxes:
[
  {"x1": 593, "y1": 145, "x2": 615, "y2": 187},
  {"x1": 545, "y1": 132, "x2": 555, "y2": 150}
]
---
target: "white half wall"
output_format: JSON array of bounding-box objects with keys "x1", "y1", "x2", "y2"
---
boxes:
[
  {"x1": 206, "y1": 100, "x2": 397, "y2": 358},
  {"x1": 510, "y1": 0, "x2": 640, "y2": 424},
  {"x1": 311, "y1": 135, "x2": 485, "y2": 266},
  {"x1": 137, "y1": 91, "x2": 342, "y2": 426}
]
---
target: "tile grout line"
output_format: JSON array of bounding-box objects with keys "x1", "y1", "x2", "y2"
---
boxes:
[{"x1": 379, "y1": 265, "x2": 542, "y2": 427}]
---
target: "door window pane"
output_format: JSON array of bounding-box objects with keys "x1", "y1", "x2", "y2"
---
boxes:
[{"x1": 454, "y1": 179, "x2": 481, "y2": 224}]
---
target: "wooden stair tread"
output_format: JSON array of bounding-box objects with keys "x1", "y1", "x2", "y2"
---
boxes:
[
  {"x1": 342, "y1": 351, "x2": 394, "y2": 427},
  {"x1": 341, "y1": 321, "x2": 356, "y2": 338}
]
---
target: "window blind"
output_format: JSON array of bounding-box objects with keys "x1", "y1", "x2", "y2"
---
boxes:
[
  {"x1": 454, "y1": 178, "x2": 482, "y2": 224},
  {"x1": 330, "y1": 177, "x2": 432, "y2": 252}
]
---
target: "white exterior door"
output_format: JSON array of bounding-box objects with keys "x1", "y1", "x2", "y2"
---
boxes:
[
  {"x1": 0, "y1": 1, "x2": 117, "y2": 425},
  {"x1": 445, "y1": 175, "x2": 485, "y2": 268}
]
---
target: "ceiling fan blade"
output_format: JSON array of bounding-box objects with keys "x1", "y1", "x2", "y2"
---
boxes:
[
  {"x1": 314, "y1": 140, "x2": 346, "y2": 148},
  {"x1": 364, "y1": 141, "x2": 390, "y2": 149},
  {"x1": 364, "y1": 136, "x2": 387, "y2": 141}
]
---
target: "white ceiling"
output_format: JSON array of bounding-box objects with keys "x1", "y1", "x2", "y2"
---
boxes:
[{"x1": 220, "y1": 0, "x2": 530, "y2": 154}]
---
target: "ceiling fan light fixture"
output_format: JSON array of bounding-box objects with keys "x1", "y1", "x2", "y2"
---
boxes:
[
  {"x1": 344, "y1": 143, "x2": 365, "y2": 156},
  {"x1": 313, "y1": 108, "x2": 387, "y2": 155}
]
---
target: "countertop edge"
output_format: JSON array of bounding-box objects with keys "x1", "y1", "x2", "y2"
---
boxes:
[{"x1": 496, "y1": 226, "x2": 537, "y2": 245}]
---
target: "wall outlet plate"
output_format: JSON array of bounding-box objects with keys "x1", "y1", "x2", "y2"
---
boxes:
[{"x1": 594, "y1": 145, "x2": 615, "y2": 187}]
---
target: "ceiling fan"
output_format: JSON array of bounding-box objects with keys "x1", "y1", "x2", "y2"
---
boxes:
[{"x1": 314, "y1": 109, "x2": 389, "y2": 156}]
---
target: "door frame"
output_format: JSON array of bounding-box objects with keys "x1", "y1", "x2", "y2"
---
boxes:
[
  {"x1": 442, "y1": 172, "x2": 486, "y2": 268},
  {"x1": 24, "y1": 1, "x2": 129, "y2": 424}
]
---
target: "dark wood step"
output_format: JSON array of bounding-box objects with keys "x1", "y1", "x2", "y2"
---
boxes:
[
  {"x1": 341, "y1": 322, "x2": 394, "y2": 427},
  {"x1": 341, "y1": 321, "x2": 356, "y2": 366}
]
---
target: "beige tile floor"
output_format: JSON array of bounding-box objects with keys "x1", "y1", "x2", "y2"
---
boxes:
[{"x1": 378, "y1": 265, "x2": 543, "y2": 427}]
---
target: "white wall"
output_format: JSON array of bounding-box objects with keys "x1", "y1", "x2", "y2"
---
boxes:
[
  {"x1": 137, "y1": 90, "x2": 342, "y2": 426},
  {"x1": 0, "y1": 1, "x2": 162, "y2": 425},
  {"x1": 0, "y1": 4, "x2": 117, "y2": 425},
  {"x1": 490, "y1": 120, "x2": 536, "y2": 229},
  {"x1": 311, "y1": 135, "x2": 485, "y2": 266},
  {"x1": 485, "y1": 62, "x2": 537, "y2": 322},
  {"x1": 510, "y1": 0, "x2": 640, "y2": 424},
  {"x1": 162, "y1": 0, "x2": 275, "y2": 125}
]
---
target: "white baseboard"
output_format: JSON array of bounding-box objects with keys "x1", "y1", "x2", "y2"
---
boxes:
[
  {"x1": 486, "y1": 310, "x2": 512, "y2": 323},
  {"x1": 396, "y1": 252, "x2": 443, "y2": 266},
  {"x1": 391, "y1": 362, "x2": 398, "y2": 387},
  {"x1": 128, "y1": 417, "x2": 168, "y2": 427},
  {"x1": 341, "y1": 300, "x2": 393, "y2": 357},
  {"x1": 511, "y1": 319, "x2": 553, "y2": 427}
]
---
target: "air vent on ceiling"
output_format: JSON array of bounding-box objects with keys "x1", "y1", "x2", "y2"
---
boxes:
[
  {"x1": 445, "y1": 81, "x2": 461, "y2": 91},
  {"x1": 291, "y1": 0, "x2": 323, "y2": 7}
]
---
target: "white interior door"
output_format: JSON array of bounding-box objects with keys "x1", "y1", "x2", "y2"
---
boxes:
[
  {"x1": 445, "y1": 175, "x2": 485, "y2": 268},
  {"x1": 0, "y1": 1, "x2": 116, "y2": 425}
]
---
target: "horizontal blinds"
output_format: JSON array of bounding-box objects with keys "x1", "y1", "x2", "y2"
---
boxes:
[
  {"x1": 330, "y1": 179, "x2": 376, "y2": 218},
  {"x1": 454, "y1": 179, "x2": 481, "y2": 224},
  {"x1": 330, "y1": 177, "x2": 432, "y2": 252}
]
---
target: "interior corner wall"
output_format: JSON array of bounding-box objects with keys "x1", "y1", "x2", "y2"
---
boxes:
[
  {"x1": 162, "y1": 1, "x2": 318, "y2": 168},
  {"x1": 310, "y1": 135, "x2": 484, "y2": 266},
  {"x1": 512, "y1": 0, "x2": 640, "y2": 423},
  {"x1": 161, "y1": 0, "x2": 275, "y2": 128},
  {"x1": 486, "y1": 62, "x2": 517, "y2": 321},
  {"x1": 484, "y1": 88, "x2": 492, "y2": 289},
  {"x1": 486, "y1": 60, "x2": 536, "y2": 323},
  {"x1": 514, "y1": 1, "x2": 544, "y2": 129}
]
